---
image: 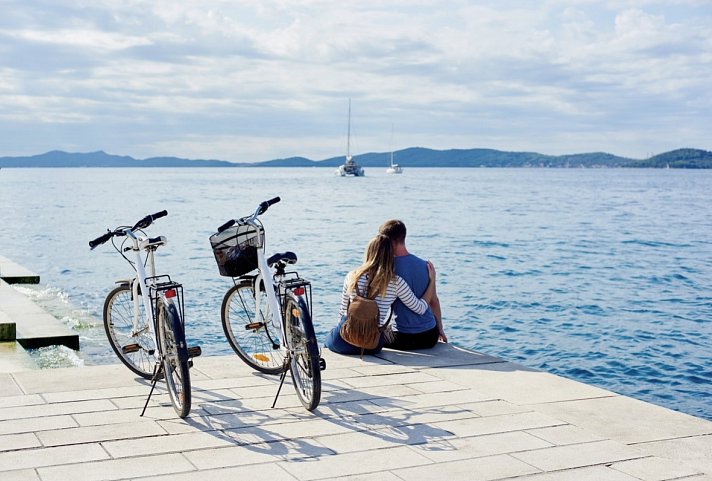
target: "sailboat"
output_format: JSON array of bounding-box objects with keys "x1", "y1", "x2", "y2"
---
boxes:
[
  {"x1": 337, "y1": 99, "x2": 364, "y2": 177},
  {"x1": 385, "y1": 124, "x2": 402, "y2": 174},
  {"x1": 386, "y1": 150, "x2": 403, "y2": 174}
]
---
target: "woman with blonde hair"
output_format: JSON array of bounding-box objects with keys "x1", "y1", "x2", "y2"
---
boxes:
[{"x1": 325, "y1": 234, "x2": 436, "y2": 355}]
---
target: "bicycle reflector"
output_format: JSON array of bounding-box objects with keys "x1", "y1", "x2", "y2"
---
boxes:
[
  {"x1": 293, "y1": 287, "x2": 305, "y2": 296},
  {"x1": 165, "y1": 289, "x2": 177, "y2": 299}
]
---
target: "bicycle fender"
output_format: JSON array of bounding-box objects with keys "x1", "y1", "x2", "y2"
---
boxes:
[{"x1": 166, "y1": 303, "x2": 189, "y2": 362}]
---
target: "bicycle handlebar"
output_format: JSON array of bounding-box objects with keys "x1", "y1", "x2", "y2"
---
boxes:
[
  {"x1": 258, "y1": 196, "x2": 281, "y2": 215},
  {"x1": 216, "y1": 197, "x2": 281, "y2": 233},
  {"x1": 89, "y1": 210, "x2": 168, "y2": 249},
  {"x1": 217, "y1": 219, "x2": 236, "y2": 233},
  {"x1": 89, "y1": 231, "x2": 115, "y2": 250},
  {"x1": 133, "y1": 210, "x2": 168, "y2": 230}
]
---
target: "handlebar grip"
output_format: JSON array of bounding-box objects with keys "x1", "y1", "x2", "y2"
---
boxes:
[
  {"x1": 217, "y1": 219, "x2": 236, "y2": 233},
  {"x1": 258, "y1": 196, "x2": 281, "y2": 215},
  {"x1": 133, "y1": 210, "x2": 167, "y2": 230},
  {"x1": 151, "y1": 210, "x2": 168, "y2": 220},
  {"x1": 89, "y1": 231, "x2": 113, "y2": 250}
]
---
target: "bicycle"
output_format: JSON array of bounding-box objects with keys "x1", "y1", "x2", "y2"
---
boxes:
[
  {"x1": 89, "y1": 210, "x2": 200, "y2": 418},
  {"x1": 210, "y1": 197, "x2": 323, "y2": 411}
]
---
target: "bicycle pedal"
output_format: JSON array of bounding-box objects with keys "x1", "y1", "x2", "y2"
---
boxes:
[
  {"x1": 187, "y1": 345, "x2": 202, "y2": 358},
  {"x1": 188, "y1": 360, "x2": 193, "y2": 368},
  {"x1": 122, "y1": 343, "x2": 140, "y2": 354},
  {"x1": 319, "y1": 358, "x2": 327, "y2": 371}
]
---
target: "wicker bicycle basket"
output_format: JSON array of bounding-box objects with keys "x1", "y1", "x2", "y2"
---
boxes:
[{"x1": 209, "y1": 223, "x2": 262, "y2": 277}]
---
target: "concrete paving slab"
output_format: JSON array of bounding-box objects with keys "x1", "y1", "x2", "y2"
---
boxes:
[
  {"x1": 278, "y1": 445, "x2": 433, "y2": 481},
  {"x1": 1, "y1": 469, "x2": 41, "y2": 481},
  {"x1": 37, "y1": 452, "x2": 195, "y2": 481},
  {"x1": 0, "y1": 280, "x2": 78, "y2": 349},
  {"x1": 533, "y1": 395, "x2": 712, "y2": 444},
  {"x1": 376, "y1": 342, "x2": 505, "y2": 368},
  {"x1": 0, "y1": 342, "x2": 37, "y2": 372},
  {"x1": 511, "y1": 439, "x2": 644, "y2": 471},
  {"x1": 611, "y1": 456, "x2": 703, "y2": 480},
  {"x1": 0, "y1": 373, "x2": 23, "y2": 397},
  {"x1": 392, "y1": 453, "x2": 540, "y2": 481},
  {"x1": 0, "y1": 431, "x2": 41, "y2": 452},
  {"x1": 0, "y1": 347, "x2": 710, "y2": 481},
  {"x1": 183, "y1": 441, "x2": 333, "y2": 470},
  {"x1": 514, "y1": 466, "x2": 641, "y2": 481},
  {"x1": 0, "y1": 415, "x2": 78, "y2": 436},
  {"x1": 432, "y1": 360, "x2": 615, "y2": 404},
  {"x1": 143, "y1": 463, "x2": 296, "y2": 481},
  {"x1": 408, "y1": 430, "x2": 553, "y2": 463},
  {"x1": 0, "y1": 255, "x2": 39, "y2": 284},
  {"x1": 632, "y1": 434, "x2": 712, "y2": 476},
  {"x1": 0, "y1": 442, "x2": 109, "y2": 471}
]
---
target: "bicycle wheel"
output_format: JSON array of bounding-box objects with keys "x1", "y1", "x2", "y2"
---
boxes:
[
  {"x1": 158, "y1": 301, "x2": 191, "y2": 418},
  {"x1": 103, "y1": 284, "x2": 159, "y2": 379},
  {"x1": 284, "y1": 292, "x2": 321, "y2": 411},
  {"x1": 222, "y1": 281, "x2": 287, "y2": 375}
]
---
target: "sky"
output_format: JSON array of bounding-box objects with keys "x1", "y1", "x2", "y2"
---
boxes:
[{"x1": 1, "y1": 0, "x2": 711, "y2": 163}]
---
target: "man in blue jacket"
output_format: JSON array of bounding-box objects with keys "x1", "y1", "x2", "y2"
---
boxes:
[{"x1": 379, "y1": 220, "x2": 447, "y2": 350}]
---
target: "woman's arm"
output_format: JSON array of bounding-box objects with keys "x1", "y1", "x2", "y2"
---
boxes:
[
  {"x1": 394, "y1": 277, "x2": 428, "y2": 315},
  {"x1": 337, "y1": 273, "x2": 352, "y2": 319}
]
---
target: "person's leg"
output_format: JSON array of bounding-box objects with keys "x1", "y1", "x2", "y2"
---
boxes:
[
  {"x1": 386, "y1": 326, "x2": 439, "y2": 351},
  {"x1": 325, "y1": 316, "x2": 364, "y2": 355}
]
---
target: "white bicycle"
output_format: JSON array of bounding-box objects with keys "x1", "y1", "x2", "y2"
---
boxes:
[
  {"x1": 90, "y1": 210, "x2": 200, "y2": 418},
  {"x1": 210, "y1": 197, "x2": 323, "y2": 411}
]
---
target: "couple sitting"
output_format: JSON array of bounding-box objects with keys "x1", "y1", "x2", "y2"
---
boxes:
[{"x1": 325, "y1": 220, "x2": 447, "y2": 355}]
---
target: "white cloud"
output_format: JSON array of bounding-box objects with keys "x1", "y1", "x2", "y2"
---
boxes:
[{"x1": 0, "y1": 0, "x2": 711, "y2": 160}]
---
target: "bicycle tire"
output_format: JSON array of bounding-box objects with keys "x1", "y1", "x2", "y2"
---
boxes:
[
  {"x1": 103, "y1": 284, "x2": 159, "y2": 379},
  {"x1": 221, "y1": 281, "x2": 287, "y2": 375},
  {"x1": 158, "y1": 301, "x2": 191, "y2": 418},
  {"x1": 284, "y1": 292, "x2": 321, "y2": 411}
]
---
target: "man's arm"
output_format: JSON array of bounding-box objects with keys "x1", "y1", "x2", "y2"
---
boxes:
[{"x1": 429, "y1": 289, "x2": 447, "y2": 343}]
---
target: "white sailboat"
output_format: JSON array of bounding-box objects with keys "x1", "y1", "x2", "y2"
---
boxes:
[
  {"x1": 386, "y1": 151, "x2": 402, "y2": 174},
  {"x1": 337, "y1": 98, "x2": 364, "y2": 177},
  {"x1": 385, "y1": 125, "x2": 403, "y2": 174}
]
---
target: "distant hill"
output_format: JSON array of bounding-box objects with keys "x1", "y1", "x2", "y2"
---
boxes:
[
  {"x1": 0, "y1": 150, "x2": 235, "y2": 168},
  {"x1": 625, "y1": 148, "x2": 712, "y2": 169},
  {"x1": 1, "y1": 147, "x2": 711, "y2": 168}
]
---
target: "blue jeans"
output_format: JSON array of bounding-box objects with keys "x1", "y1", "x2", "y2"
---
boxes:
[{"x1": 324, "y1": 315, "x2": 384, "y2": 355}]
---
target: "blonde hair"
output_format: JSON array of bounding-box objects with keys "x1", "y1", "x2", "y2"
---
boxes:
[{"x1": 348, "y1": 235, "x2": 395, "y2": 299}]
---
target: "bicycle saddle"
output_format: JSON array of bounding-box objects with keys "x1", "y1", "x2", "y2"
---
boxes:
[{"x1": 267, "y1": 251, "x2": 297, "y2": 266}]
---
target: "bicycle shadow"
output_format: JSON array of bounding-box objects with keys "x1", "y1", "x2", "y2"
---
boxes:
[
  {"x1": 175, "y1": 373, "x2": 333, "y2": 459},
  {"x1": 309, "y1": 383, "x2": 464, "y2": 453}
]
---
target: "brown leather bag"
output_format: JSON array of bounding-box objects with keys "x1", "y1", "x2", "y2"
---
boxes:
[{"x1": 340, "y1": 282, "x2": 392, "y2": 353}]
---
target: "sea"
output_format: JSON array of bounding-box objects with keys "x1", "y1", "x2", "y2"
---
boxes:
[{"x1": 0, "y1": 167, "x2": 710, "y2": 421}]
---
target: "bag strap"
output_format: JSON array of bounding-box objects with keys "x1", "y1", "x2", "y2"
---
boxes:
[{"x1": 379, "y1": 308, "x2": 393, "y2": 332}]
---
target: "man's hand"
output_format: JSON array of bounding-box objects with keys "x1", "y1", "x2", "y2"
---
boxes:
[{"x1": 438, "y1": 329, "x2": 448, "y2": 343}]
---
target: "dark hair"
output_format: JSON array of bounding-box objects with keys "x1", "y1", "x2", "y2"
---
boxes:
[{"x1": 378, "y1": 219, "x2": 406, "y2": 244}]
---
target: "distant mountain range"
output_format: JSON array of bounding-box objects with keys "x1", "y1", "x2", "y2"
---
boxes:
[{"x1": 1, "y1": 147, "x2": 711, "y2": 169}]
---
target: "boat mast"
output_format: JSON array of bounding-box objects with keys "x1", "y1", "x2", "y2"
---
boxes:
[
  {"x1": 346, "y1": 98, "x2": 352, "y2": 161},
  {"x1": 389, "y1": 123, "x2": 394, "y2": 167}
]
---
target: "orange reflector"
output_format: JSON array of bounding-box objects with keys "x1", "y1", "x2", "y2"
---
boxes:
[
  {"x1": 165, "y1": 289, "x2": 177, "y2": 298},
  {"x1": 253, "y1": 354, "x2": 269, "y2": 362},
  {"x1": 293, "y1": 287, "x2": 305, "y2": 296},
  {"x1": 292, "y1": 308, "x2": 300, "y2": 317}
]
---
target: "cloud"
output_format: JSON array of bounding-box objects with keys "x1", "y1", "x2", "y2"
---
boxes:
[{"x1": 0, "y1": 0, "x2": 711, "y2": 160}]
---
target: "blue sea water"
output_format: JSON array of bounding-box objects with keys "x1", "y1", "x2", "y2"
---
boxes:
[{"x1": 1, "y1": 167, "x2": 710, "y2": 421}]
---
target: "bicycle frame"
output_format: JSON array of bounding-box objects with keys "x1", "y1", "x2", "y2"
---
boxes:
[
  {"x1": 241, "y1": 216, "x2": 293, "y2": 350},
  {"x1": 125, "y1": 230, "x2": 160, "y2": 351}
]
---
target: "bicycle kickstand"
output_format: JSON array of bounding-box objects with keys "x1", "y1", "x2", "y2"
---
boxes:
[
  {"x1": 140, "y1": 362, "x2": 164, "y2": 417},
  {"x1": 271, "y1": 354, "x2": 292, "y2": 409}
]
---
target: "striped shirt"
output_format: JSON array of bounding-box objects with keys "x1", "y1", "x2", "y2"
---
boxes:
[{"x1": 338, "y1": 272, "x2": 428, "y2": 326}]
